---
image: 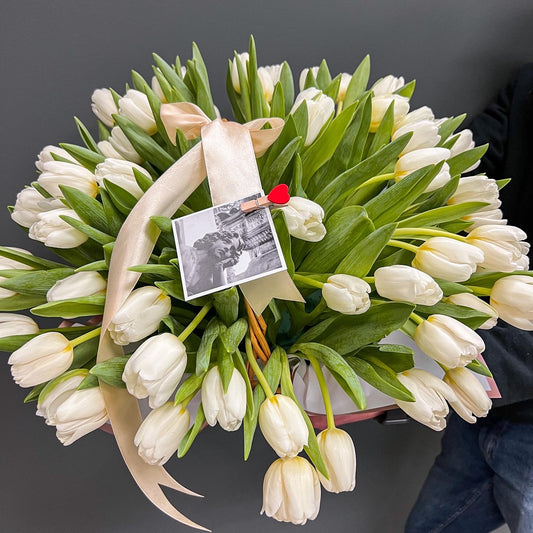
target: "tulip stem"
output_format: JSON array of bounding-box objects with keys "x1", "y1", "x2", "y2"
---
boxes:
[
  {"x1": 70, "y1": 327, "x2": 102, "y2": 348},
  {"x1": 245, "y1": 334, "x2": 274, "y2": 398},
  {"x1": 177, "y1": 302, "x2": 213, "y2": 342},
  {"x1": 307, "y1": 353, "x2": 336, "y2": 430},
  {"x1": 293, "y1": 273, "x2": 325, "y2": 290},
  {"x1": 393, "y1": 227, "x2": 468, "y2": 242},
  {"x1": 465, "y1": 285, "x2": 492, "y2": 296},
  {"x1": 354, "y1": 173, "x2": 395, "y2": 193},
  {"x1": 387, "y1": 239, "x2": 419, "y2": 254},
  {"x1": 363, "y1": 276, "x2": 375, "y2": 284},
  {"x1": 409, "y1": 312, "x2": 424, "y2": 326}
]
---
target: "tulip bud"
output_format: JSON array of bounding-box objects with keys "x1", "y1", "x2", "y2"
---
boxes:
[
  {"x1": 108, "y1": 126, "x2": 143, "y2": 164},
  {"x1": 394, "y1": 106, "x2": 435, "y2": 129},
  {"x1": 201, "y1": 366, "x2": 247, "y2": 431},
  {"x1": 322, "y1": 274, "x2": 371, "y2": 315},
  {"x1": 290, "y1": 88, "x2": 335, "y2": 146},
  {"x1": 466, "y1": 225, "x2": 528, "y2": 272},
  {"x1": 123, "y1": 333, "x2": 187, "y2": 408},
  {"x1": 447, "y1": 175, "x2": 500, "y2": 208},
  {"x1": 280, "y1": 196, "x2": 326, "y2": 242},
  {"x1": 370, "y1": 94, "x2": 410, "y2": 132},
  {"x1": 298, "y1": 66, "x2": 319, "y2": 91},
  {"x1": 372, "y1": 74, "x2": 405, "y2": 95},
  {"x1": 151, "y1": 76, "x2": 167, "y2": 102},
  {"x1": 47, "y1": 271, "x2": 107, "y2": 305},
  {"x1": 29, "y1": 208, "x2": 89, "y2": 249},
  {"x1": 97, "y1": 140, "x2": 126, "y2": 160},
  {"x1": 449, "y1": 129, "x2": 480, "y2": 172},
  {"x1": 443, "y1": 367, "x2": 492, "y2": 423},
  {"x1": 8, "y1": 332, "x2": 73, "y2": 387},
  {"x1": 414, "y1": 314, "x2": 485, "y2": 368},
  {"x1": 412, "y1": 237, "x2": 484, "y2": 282},
  {"x1": 374, "y1": 265, "x2": 443, "y2": 305},
  {"x1": 108, "y1": 286, "x2": 171, "y2": 345},
  {"x1": 392, "y1": 119, "x2": 440, "y2": 154},
  {"x1": 35, "y1": 145, "x2": 79, "y2": 172},
  {"x1": 490, "y1": 275, "x2": 533, "y2": 330},
  {"x1": 118, "y1": 89, "x2": 157, "y2": 135},
  {"x1": 95, "y1": 158, "x2": 151, "y2": 200},
  {"x1": 261, "y1": 457, "x2": 321, "y2": 525},
  {"x1": 396, "y1": 368, "x2": 458, "y2": 431},
  {"x1": 463, "y1": 208, "x2": 507, "y2": 232},
  {"x1": 134, "y1": 402, "x2": 190, "y2": 465},
  {"x1": 0, "y1": 247, "x2": 34, "y2": 299},
  {"x1": 259, "y1": 394, "x2": 309, "y2": 457},
  {"x1": 316, "y1": 427, "x2": 356, "y2": 493},
  {"x1": 55, "y1": 386, "x2": 108, "y2": 445},
  {"x1": 230, "y1": 52, "x2": 250, "y2": 93},
  {"x1": 37, "y1": 161, "x2": 98, "y2": 199},
  {"x1": 0, "y1": 313, "x2": 39, "y2": 338},
  {"x1": 337, "y1": 73, "x2": 352, "y2": 103},
  {"x1": 257, "y1": 64, "x2": 283, "y2": 103},
  {"x1": 36, "y1": 369, "x2": 88, "y2": 424},
  {"x1": 446, "y1": 293, "x2": 498, "y2": 330},
  {"x1": 394, "y1": 147, "x2": 451, "y2": 192},
  {"x1": 11, "y1": 187, "x2": 64, "y2": 228},
  {"x1": 91, "y1": 88, "x2": 118, "y2": 128}
]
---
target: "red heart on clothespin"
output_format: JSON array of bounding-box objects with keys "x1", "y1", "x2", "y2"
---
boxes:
[{"x1": 267, "y1": 184, "x2": 290, "y2": 205}]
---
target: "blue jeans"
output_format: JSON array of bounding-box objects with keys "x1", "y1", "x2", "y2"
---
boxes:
[{"x1": 405, "y1": 414, "x2": 533, "y2": 532}]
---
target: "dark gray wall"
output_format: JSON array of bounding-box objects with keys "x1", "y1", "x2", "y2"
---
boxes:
[{"x1": 1, "y1": 1, "x2": 531, "y2": 532}]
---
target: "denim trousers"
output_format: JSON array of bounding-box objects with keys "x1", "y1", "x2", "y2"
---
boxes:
[{"x1": 405, "y1": 414, "x2": 533, "y2": 533}]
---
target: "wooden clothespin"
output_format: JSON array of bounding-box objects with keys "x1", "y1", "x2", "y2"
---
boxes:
[{"x1": 241, "y1": 184, "x2": 290, "y2": 213}]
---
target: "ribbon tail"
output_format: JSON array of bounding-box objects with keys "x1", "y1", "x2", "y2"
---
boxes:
[{"x1": 240, "y1": 271, "x2": 306, "y2": 315}]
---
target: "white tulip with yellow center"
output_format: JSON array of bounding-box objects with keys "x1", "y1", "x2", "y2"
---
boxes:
[
  {"x1": 108, "y1": 286, "x2": 171, "y2": 345},
  {"x1": 446, "y1": 293, "x2": 498, "y2": 329},
  {"x1": 322, "y1": 274, "x2": 371, "y2": 315},
  {"x1": 118, "y1": 89, "x2": 157, "y2": 135},
  {"x1": 280, "y1": 196, "x2": 326, "y2": 242},
  {"x1": 46, "y1": 271, "x2": 107, "y2": 304},
  {"x1": 134, "y1": 402, "x2": 190, "y2": 466},
  {"x1": 151, "y1": 76, "x2": 167, "y2": 102},
  {"x1": 394, "y1": 147, "x2": 451, "y2": 192},
  {"x1": 8, "y1": 332, "x2": 74, "y2": 387},
  {"x1": 374, "y1": 265, "x2": 443, "y2": 305},
  {"x1": 370, "y1": 94, "x2": 410, "y2": 133},
  {"x1": 108, "y1": 126, "x2": 143, "y2": 163},
  {"x1": 123, "y1": 333, "x2": 187, "y2": 409},
  {"x1": 396, "y1": 368, "x2": 458, "y2": 431},
  {"x1": 0, "y1": 313, "x2": 39, "y2": 338},
  {"x1": 37, "y1": 160, "x2": 98, "y2": 199},
  {"x1": 91, "y1": 88, "x2": 118, "y2": 128},
  {"x1": 490, "y1": 275, "x2": 533, "y2": 330},
  {"x1": 261, "y1": 456, "x2": 321, "y2": 525},
  {"x1": 290, "y1": 88, "x2": 335, "y2": 146},
  {"x1": 11, "y1": 187, "x2": 64, "y2": 228},
  {"x1": 316, "y1": 427, "x2": 356, "y2": 493},
  {"x1": 29, "y1": 208, "x2": 89, "y2": 249},
  {"x1": 414, "y1": 314, "x2": 485, "y2": 368},
  {"x1": 443, "y1": 367, "x2": 492, "y2": 423},
  {"x1": 412, "y1": 237, "x2": 484, "y2": 282},
  {"x1": 95, "y1": 158, "x2": 151, "y2": 200}
]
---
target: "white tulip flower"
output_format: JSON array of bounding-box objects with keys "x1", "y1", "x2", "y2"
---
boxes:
[
  {"x1": 298, "y1": 66, "x2": 319, "y2": 91},
  {"x1": 337, "y1": 73, "x2": 352, "y2": 103},
  {"x1": 37, "y1": 160, "x2": 98, "y2": 199},
  {"x1": 11, "y1": 187, "x2": 64, "y2": 228},
  {"x1": 108, "y1": 126, "x2": 143, "y2": 163},
  {"x1": 394, "y1": 106, "x2": 435, "y2": 129},
  {"x1": 446, "y1": 293, "x2": 498, "y2": 330},
  {"x1": 290, "y1": 88, "x2": 335, "y2": 146},
  {"x1": 108, "y1": 286, "x2": 171, "y2": 345},
  {"x1": 262, "y1": 457, "x2": 321, "y2": 525},
  {"x1": 414, "y1": 314, "x2": 485, "y2": 368},
  {"x1": 396, "y1": 368, "x2": 458, "y2": 431},
  {"x1": 97, "y1": 140, "x2": 125, "y2": 160},
  {"x1": 0, "y1": 247, "x2": 34, "y2": 299},
  {"x1": 8, "y1": 332, "x2": 73, "y2": 387},
  {"x1": 395, "y1": 147, "x2": 451, "y2": 192},
  {"x1": 412, "y1": 237, "x2": 484, "y2": 282},
  {"x1": 257, "y1": 65, "x2": 283, "y2": 103},
  {"x1": 35, "y1": 145, "x2": 79, "y2": 172},
  {"x1": 443, "y1": 367, "x2": 492, "y2": 423},
  {"x1": 449, "y1": 129, "x2": 480, "y2": 172},
  {"x1": 91, "y1": 88, "x2": 118, "y2": 128},
  {"x1": 134, "y1": 402, "x2": 190, "y2": 465},
  {"x1": 322, "y1": 274, "x2": 371, "y2": 315},
  {"x1": 490, "y1": 275, "x2": 533, "y2": 330},
  {"x1": 55, "y1": 386, "x2": 108, "y2": 445},
  {"x1": 372, "y1": 74, "x2": 405, "y2": 95},
  {"x1": 316, "y1": 427, "x2": 356, "y2": 493},
  {"x1": 280, "y1": 196, "x2": 326, "y2": 242},
  {"x1": 374, "y1": 265, "x2": 443, "y2": 305},
  {"x1": 230, "y1": 52, "x2": 250, "y2": 93},
  {"x1": 118, "y1": 89, "x2": 157, "y2": 135},
  {"x1": 0, "y1": 313, "x2": 39, "y2": 338},
  {"x1": 36, "y1": 368, "x2": 88, "y2": 424},
  {"x1": 95, "y1": 158, "x2": 151, "y2": 200},
  {"x1": 259, "y1": 394, "x2": 309, "y2": 458},
  {"x1": 370, "y1": 94, "x2": 410, "y2": 133},
  {"x1": 151, "y1": 76, "x2": 167, "y2": 102},
  {"x1": 447, "y1": 175, "x2": 500, "y2": 208},
  {"x1": 466, "y1": 225, "x2": 528, "y2": 272},
  {"x1": 47, "y1": 271, "x2": 107, "y2": 304},
  {"x1": 123, "y1": 333, "x2": 187, "y2": 409},
  {"x1": 463, "y1": 208, "x2": 507, "y2": 232},
  {"x1": 201, "y1": 366, "x2": 247, "y2": 431},
  {"x1": 29, "y1": 208, "x2": 89, "y2": 249},
  {"x1": 392, "y1": 120, "x2": 440, "y2": 154}
]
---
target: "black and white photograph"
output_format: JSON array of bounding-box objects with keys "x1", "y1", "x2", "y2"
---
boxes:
[{"x1": 173, "y1": 194, "x2": 286, "y2": 299}]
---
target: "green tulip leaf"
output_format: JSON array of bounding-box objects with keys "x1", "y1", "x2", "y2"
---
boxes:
[
  {"x1": 89, "y1": 356, "x2": 129, "y2": 388},
  {"x1": 31, "y1": 294, "x2": 106, "y2": 318}
]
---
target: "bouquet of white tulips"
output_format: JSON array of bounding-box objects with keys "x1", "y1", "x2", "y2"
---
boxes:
[{"x1": 2, "y1": 36, "x2": 532, "y2": 528}]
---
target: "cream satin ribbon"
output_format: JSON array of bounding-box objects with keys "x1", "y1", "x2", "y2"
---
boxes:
[{"x1": 96, "y1": 103, "x2": 303, "y2": 529}]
